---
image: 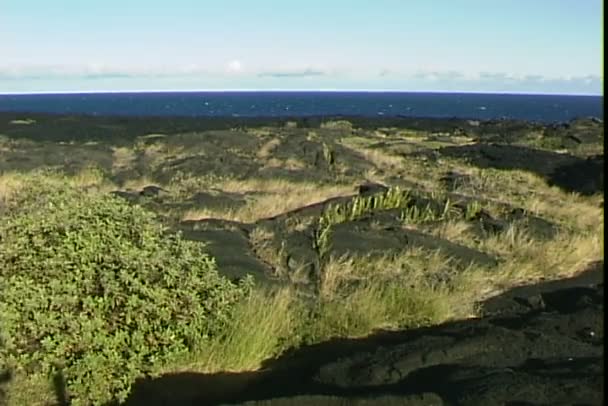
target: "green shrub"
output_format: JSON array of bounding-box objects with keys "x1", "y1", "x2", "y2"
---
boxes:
[{"x1": 0, "y1": 176, "x2": 252, "y2": 405}]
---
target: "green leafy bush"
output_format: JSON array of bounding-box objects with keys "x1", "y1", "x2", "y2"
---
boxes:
[{"x1": 0, "y1": 176, "x2": 252, "y2": 405}]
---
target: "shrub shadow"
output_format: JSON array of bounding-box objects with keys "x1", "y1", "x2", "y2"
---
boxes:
[
  {"x1": 0, "y1": 370, "x2": 11, "y2": 406},
  {"x1": 118, "y1": 327, "x2": 442, "y2": 406},
  {"x1": 53, "y1": 370, "x2": 69, "y2": 406},
  {"x1": 113, "y1": 263, "x2": 603, "y2": 406}
]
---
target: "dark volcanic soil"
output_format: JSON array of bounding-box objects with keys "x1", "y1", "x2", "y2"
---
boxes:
[
  {"x1": 435, "y1": 143, "x2": 604, "y2": 196},
  {"x1": 0, "y1": 113, "x2": 603, "y2": 405},
  {"x1": 123, "y1": 262, "x2": 604, "y2": 406}
]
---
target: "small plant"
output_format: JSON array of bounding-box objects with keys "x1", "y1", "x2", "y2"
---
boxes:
[
  {"x1": 322, "y1": 142, "x2": 335, "y2": 166},
  {"x1": 313, "y1": 187, "x2": 414, "y2": 257},
  {"x1": 319, "y1": 187, "x2": 412, "y2": 227},
  {"x1": 464, "y1": 200, "x2": 484, "y2": 220},
  {"x1": 313, "y1": 218, "x2": 334, "y2": 260},
  {"x1": 317, "y1": 188, "x2": 476, "y2": 236},
  {"x1": 439, "y1": 197, "x2": 464, "y2": 220},
  {"x1": 400, "y1": 203, "x2": 438, "y2": 223},
  {"x1": 70, "y1": 164, "x2": 111, "y2": 190}
]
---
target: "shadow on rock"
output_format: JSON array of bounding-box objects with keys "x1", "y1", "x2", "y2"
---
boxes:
[
  {"x1": 436, "y1": 144, "x2": 603, "y2": 195},
  {"x1": 548, "y1": 154, "x2": 603, "y2": 196},
  {"x1": 118, "y1": 264, "x2": 604, "y2": 406}
]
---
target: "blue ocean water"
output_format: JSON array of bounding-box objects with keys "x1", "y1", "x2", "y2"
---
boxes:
[{"x1": 0, "y1": 92, "x2": 603, "y2": 123}]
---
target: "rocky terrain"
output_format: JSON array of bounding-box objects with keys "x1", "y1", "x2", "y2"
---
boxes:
[
  {"x1": 0, "y1": 113, "x2": 603, "y2": 405},
  {"x1": 125, "y1": 262, "x2": 603, "y2": 405}
]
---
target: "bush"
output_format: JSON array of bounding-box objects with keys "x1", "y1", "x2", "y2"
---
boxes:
[{"x1": 0, "y1": 175, "x2": 252, "y2": 405}]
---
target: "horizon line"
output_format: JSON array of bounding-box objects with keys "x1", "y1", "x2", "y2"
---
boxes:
[{"x1": 0, "y1": 89, "x2": 603, "y2": 97}]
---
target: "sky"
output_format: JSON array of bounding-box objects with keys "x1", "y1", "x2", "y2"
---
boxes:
[{"x1": 0, "y1": 0, "x2": 603, "y2": 94}]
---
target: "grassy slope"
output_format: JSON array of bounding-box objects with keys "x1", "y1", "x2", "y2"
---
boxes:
[{"x1": 0, "y1": 116, "x2": 603, "y2": 404}]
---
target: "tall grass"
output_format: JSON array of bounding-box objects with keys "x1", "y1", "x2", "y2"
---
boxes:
[
  {"x1": 187, "y1": 287, "x2": 306, "y2": 373},
  {"x1": 156, "y1": 247, "x2": 481, "y2": 379},
  {"x1": 310, "y1": 250, "x2": 479, "y2": 340}
]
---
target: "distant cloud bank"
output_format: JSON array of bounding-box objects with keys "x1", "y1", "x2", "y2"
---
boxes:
[
  {"x1": 0, "y1": 64, "x2": 602, "y2": 95},
  {"x1": 258, "y1": 68, "x2": 325, "y2": 78}
]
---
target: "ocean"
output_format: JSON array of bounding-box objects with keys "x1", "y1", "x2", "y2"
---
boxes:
[{"x1": 0, "y1": 91, "x2": 603, "y2": 123}]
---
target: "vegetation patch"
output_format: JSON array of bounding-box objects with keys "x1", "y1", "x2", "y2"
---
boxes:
[
  {"x1": 313, "y1": 187, "x2": 466, "y2": 259},
  {"x1": 0, "y1": 175, "x2": 252, "y2": 405},
  {"x1": 0, "y1": 114, "x2": 602, "y2": 405}
]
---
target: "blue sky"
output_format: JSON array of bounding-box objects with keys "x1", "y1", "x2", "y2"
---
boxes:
[{"x1": 0, "y1": 0, "x2": 603, "y2": 94}]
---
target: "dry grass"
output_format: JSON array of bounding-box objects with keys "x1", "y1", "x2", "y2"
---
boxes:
[
  {"x1": 174, "y1": 287, "x2": 303, "y2": 373},
  {"x1": 319, "y1": 249, "x2": 457, "y2": 300},
  {"x1": 339, "y1": 136, "x2": 376, "y2": 148},
  {"x1": 448, "y1": 167, "x2": 558, "y2": 209},
  {"x1": 138, "y1": 141, "x2": 184, "y2": 170},
  {"x1": 68, "y1": 165, "x2": 115, "y2": 192},
  {"x1": 429, "y1": 219, "x2": 476, "y2": 245},
  {"x1": 313, "y1": 281, "x2": 453, "y2": 339},
  {"x1": 0, "y1": 172, "x2": 26, "y2": 206},
  {"x1": 312, "y1": 249, "x2": 478, "y2": 339},
  {"x1": 476, "y1": 221, "x2": 603, "y2": 294},
  {"x1": 247, "y1": 227, "x2": 285, "y2": 274},
  {"x1": 181, "y1": 179, "x2": 355, "y2": 223},
  {"x1": 257, "y1": 138, "x2": 282, "y2": 159},
  {"x1": 247, "y1": 128, "x2": 274, "y2": 138},
  {"x1": 262, "y1": 157, "x2": 307, "y2": 170},
  {"x1": 314, "y1": 178, "x2": 604, "y2": 336},
  {"x1": 340, "y1": 138, "x2": 405, "y2": 172},
  {"x1": 0, "y1": 168, "x2": 115, "y2": 212},
  {"x1": 526, "y1": 191, "x2": 603, "y2": 230},
  {"x1": 111, "y1": 146, "x2": 136, "y2": 172},
  {"x1": 439, "y1": 164, "x2": 603, "y2": 229},
  {"x1": 358, "y1": 148, "x2": 405, "y2": 171},
  {"x1": 396, "y1": 129, "x2": 428, "y2": 138},
  {"x1": 0, "y1": 135, "x2": 14, "y2": 153},
  {"x1": 491, "y1": 170, "x2": 602, "y2": 231},
  {"x1": 1, "y1": 122, "x2": 604, "y2": 405},
  {"x1": 161, "y1": 249, "x2": 478, "y2": 373},
  {"x1": 3, "y1": 373, "x2": 57, "y2": 406},
  {"x1": 338, "y1": 137, "x2": 446, "y2": 189},
  {"x1": 249, "y1": 226, "x2": 275, "y2": 244},
  {"x1": 346, "y1": 143, "x2": 444, "y2": 191},
  {"x1": 315, "y1": 212, "x2": 603, "y2": 339},
  {"x1": 419, "y1": 167, "x2": 604, "y2": 302}
]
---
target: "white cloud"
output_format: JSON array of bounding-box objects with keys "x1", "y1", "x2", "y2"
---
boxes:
[
  {"x1": 0, "y1": 63, "x2": 602, "y2": 95},
  {"x1": 258, "y1": 68, "x2": 325, "y2": 78},
  {"x1": 226, "y1": 60, "x2": 242, "y2": 73},
  {"x1": 0, "y1": 63, "x2": 216, "y2": 80}
]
